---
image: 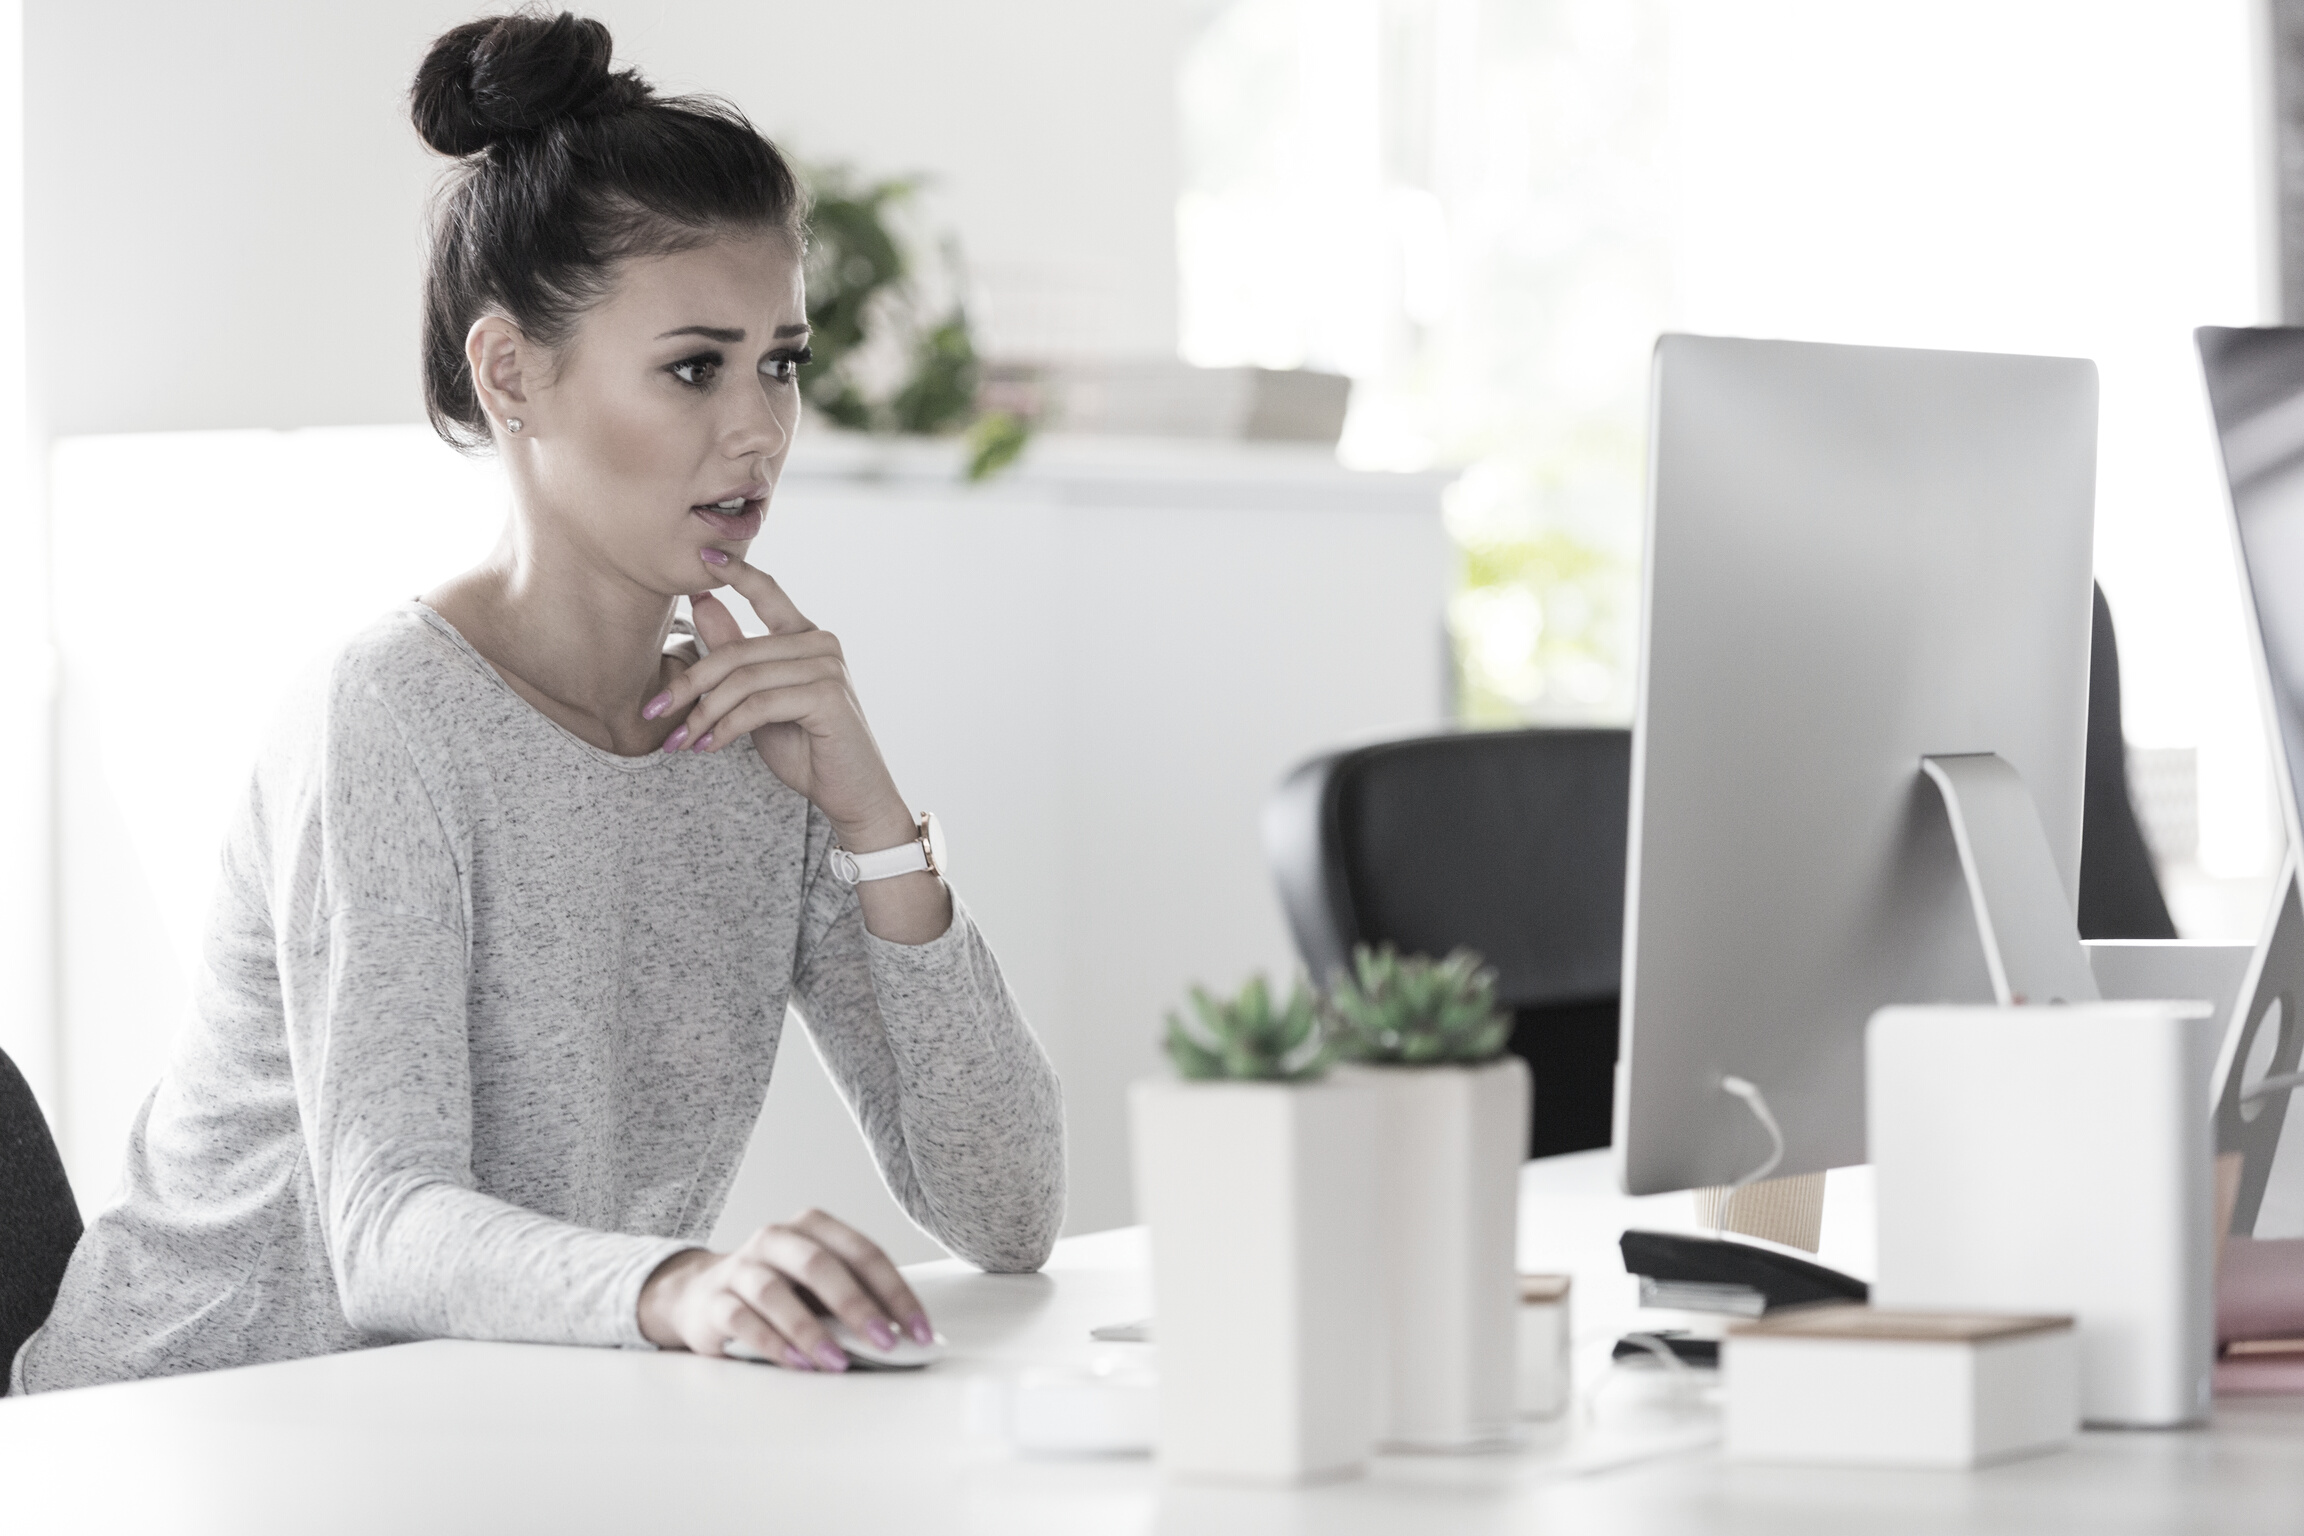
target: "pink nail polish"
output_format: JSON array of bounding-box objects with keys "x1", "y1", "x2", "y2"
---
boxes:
[
  {"x1": 700, "y1": 547, "x2": 729, "y2": 566},
  {"x1": 907, "y1": 1313, "x2": 934, "y2": 1345},
  {"x1": 693, "y1": 733, "x2": 714, "y2": 752},
  {"x1": 662, "y1": 726, "x2": 689, "y2": 752},
  {"x1": 642, "y1": 692, "x2": 671, "y2": 720},
  {"x1": 785, "y1": 1346, "x2": 814, "y2": 1371},
  {"x1": 865, "y1": 1318, "x2": 898, "y2": 1350},
  {"x1": 814, "y1": 1343, "x2": 849, "y2": 1372}
]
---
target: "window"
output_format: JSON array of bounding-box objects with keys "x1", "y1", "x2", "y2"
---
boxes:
[{"x1": 1180, "y1": 0, "x2": 2277, "y2": 930}]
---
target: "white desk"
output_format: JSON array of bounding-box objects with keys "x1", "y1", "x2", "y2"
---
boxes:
[{"x1": 7, "y1": 1155, "x2": 2302, "y2": 1534}]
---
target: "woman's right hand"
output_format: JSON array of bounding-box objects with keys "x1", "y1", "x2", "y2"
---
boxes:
[{"x1": 637, "y1": 1209, "x2": 933, "y2": 1371}]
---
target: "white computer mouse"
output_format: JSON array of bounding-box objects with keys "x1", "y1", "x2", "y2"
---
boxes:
[
  {"x1": 724, "y1": 1322, "x2": 945, "y2": 1371},
  {"x1": 827, "y1": 1317, "x2": 945, "y2": 1371}
]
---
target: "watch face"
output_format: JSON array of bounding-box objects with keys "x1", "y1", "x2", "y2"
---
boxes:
[{"x1": 921, "y1": 812, "x2": 946, "y2": 875}]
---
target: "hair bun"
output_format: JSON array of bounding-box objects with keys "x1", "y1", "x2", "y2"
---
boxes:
[{"x1": 411, "y1": 11, "x2": 649, "y2": 157}]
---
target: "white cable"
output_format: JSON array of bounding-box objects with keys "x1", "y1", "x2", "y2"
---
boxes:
[
  {"x1": 1715, "y1": 1075, "x2": 1786, "y2": 1241},
  {"x1": 1580, "y1": 1332, "x2": 1697, "y2": 1429},
  {"x1": 2243, "y1": 1069, "x2": 2304, "y2": 1104},
  {"x1": 1617, "y1": 1332, "x2": 1694, "y2": 1377}
]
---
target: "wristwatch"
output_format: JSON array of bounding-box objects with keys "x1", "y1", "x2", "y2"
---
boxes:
[{"x1": 829, "y1": 811, "x2": 946, "y2": 884}]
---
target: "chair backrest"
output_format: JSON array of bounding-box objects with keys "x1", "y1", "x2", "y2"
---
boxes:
[
  {"x1": 1, "y1": 1045, "x2": 81, "y2": 1378},
  {"x1": 1265, "y1": 727, "x2": 1631, "y2": 1007},
  {"x1": 2079, "y1": 584, "x2": 2178, "y2": 940},
  {"x1": 1264, "y1": 728, "x2": 1632, "y2": 1158}
]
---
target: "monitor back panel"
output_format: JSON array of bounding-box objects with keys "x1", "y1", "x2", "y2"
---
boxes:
[
  {"x1": 2198, "y1": 326, "x2": 2304, "y2": 851},
  {"x1": 1617, "y1": 335, "x2": 2098, "y2": 1195}
]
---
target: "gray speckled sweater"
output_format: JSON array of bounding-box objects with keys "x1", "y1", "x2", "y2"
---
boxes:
[{"x1": 11, "y1": 603, "x2": 1064, "y2": 1394}]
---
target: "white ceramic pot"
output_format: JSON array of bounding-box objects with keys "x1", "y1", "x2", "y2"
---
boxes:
[
  {"x1": 1128, "y1": 1075, "x2": 1383, "y2": 1483},
  {"x1": 1352, "y1": 1054, "x2": 1532, "y2": 1449}
]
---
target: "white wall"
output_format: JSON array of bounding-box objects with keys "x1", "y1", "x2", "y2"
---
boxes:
[{"x1": 23, "y1": 0, "x2": 1184, "y2": 439}]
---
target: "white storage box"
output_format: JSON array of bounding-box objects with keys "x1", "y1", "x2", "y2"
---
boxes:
[
  {"x1": 972, "y1": 1366, "x2": 1158, "y2": 1455},
  {"x1": 1724, "y1": 1306, "x2": 2077, "y2": 1468},
  {"x1": 1866, "y1": 1002, "x2": 2217, "y2": 1427}
]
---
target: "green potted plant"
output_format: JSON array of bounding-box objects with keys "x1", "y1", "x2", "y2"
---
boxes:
[
  {"x1": 1325, "y1": 945, "x2": 1531, "y2": 1451},
  {"x1": 1128, "y1": 975, "x2": 1381, "y2": 1483},
  {"x1": 799, "y1": 167, "x2": 1031, "y2": 481}
]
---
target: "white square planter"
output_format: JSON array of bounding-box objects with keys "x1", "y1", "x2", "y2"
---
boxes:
[
  {"x1": 1349, "y1": 1055, "x2": 1532, "y2": 1449},
  {"x1": 1129, "y1": 1076, "x2": 1383, "y2": 1483}
]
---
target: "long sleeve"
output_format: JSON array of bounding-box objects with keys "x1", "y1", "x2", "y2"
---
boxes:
[
  {"x1": 789, "y1": 811, "x2": 1066, "y2": 1272},
  {"x1": 273, "y1": 679, "x2": 687, "y2": 1347},
  {"x1": 278, "y1": 910, "x2": 688, "y2": 1344}
]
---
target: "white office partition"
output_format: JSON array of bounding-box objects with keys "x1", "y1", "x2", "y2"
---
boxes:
[{"x1": 51, "y1": 426, "x2": 1448, "y2": 1261}]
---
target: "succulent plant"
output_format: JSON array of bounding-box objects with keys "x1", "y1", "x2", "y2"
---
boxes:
[
  {"x1": 1323, "y1": 944, "x2": 1511, "y2": 1065},
  {"x1": 1163, "y1": 975, "x2": 1329, "y2": 1082}
]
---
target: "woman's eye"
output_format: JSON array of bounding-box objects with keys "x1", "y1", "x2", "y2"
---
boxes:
[
  {"x1": 761, "y1": 346, "x2": 814, "y2": 384},
  {"x1": 669, "y1": 355, "x2": 722, "y2": 387}
]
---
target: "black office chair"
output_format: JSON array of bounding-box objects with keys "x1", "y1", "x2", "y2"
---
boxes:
[
  {"x1": 1265, "y1": 727, "x2": 1631, "y2": 1159},
  {"x1": 1, "y1": 1045, "x2": 81, "y2": 1377},
  {"x1": 2079, "y1": 585, "x2": 2177, "y2": 941},
  {"x1": 1265, "y1": 584, "x2": 2173, "y2": 1160}
]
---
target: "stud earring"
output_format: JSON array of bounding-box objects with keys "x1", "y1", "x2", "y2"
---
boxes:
[{"x1": 506, "y1": 417, "x2": 523, "y2": 434}]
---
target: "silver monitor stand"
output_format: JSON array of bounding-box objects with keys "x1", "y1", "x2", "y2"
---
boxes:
[{"x1": 1617, "y1": 335, "x2": 2100, "y2": 1199}]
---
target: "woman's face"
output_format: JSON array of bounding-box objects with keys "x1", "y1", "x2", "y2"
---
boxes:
[{"x1": 507, "y1": 230, "x2": 809, "y2": 595}]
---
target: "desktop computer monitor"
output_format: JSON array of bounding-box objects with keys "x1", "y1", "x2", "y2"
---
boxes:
[
  {"x1": 2196, "y1": 325, "x2": 2304, "y2": 1231},
  {"x1": 1615, "y1": 335, "x2": 2100, "y2": 1198},
  {"x1": 2198, "y1": 326, "x2": 2304, "y2": 839}
]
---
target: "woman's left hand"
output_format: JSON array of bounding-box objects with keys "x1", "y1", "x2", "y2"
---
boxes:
[{"x1": 645, "y1": 560, "x2": 910, "y2": 845}]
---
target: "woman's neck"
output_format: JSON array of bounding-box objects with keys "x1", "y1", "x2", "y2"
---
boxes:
[{"x1": 422, "y1": 518, "x2": 689, "y2": 757}]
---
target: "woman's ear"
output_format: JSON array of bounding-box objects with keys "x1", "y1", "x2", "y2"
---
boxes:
[{"x1": 466, "y1": 316, "x2": 532, "y2": 435}]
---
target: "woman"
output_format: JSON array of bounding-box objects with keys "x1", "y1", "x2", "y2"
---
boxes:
[{"x1": 11, "y1": 11, "x2": 1064, "y2": 1394}]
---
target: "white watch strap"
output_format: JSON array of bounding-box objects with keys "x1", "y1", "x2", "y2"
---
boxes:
[{"x1": 830, "y1": 837, "x2": 929, "y2": 884}]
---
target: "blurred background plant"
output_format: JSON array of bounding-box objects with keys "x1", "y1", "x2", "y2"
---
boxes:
[
  {"x1": 1178, "y1": 0, "x2": 1663, "y2": 727},
  {"x1": 1444, "y1": 448, "x2": 1638, "y2": 724},
  {"x1": 800, "y1": 166, "x2": 1032, "y2": 481}
]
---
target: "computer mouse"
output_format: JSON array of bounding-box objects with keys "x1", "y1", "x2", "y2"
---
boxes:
[
  {"x1": 724, "y1": 1322, "x2": 947, "y2": 1371},
  {"x1": 827, "y1": 1316, "x2": 944, "y2": 1370}
]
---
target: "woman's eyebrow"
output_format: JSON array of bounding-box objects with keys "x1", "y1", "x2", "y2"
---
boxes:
[{"x1": 652, "y1": 323, "x2": 814, "y2": 342}]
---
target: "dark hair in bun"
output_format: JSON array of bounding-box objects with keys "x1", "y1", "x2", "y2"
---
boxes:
[{"x1": 412, "y1": 10, "x2": 806, "y2": 449}]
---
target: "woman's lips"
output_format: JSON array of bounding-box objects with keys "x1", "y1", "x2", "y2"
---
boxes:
[{"x1": 691, "y1": 500, "x2": 763, "y2": 540}]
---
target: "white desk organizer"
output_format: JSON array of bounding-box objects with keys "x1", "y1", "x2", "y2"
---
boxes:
[
  {"x1": 973, "y1": 1365, "x2": 1158, "y2": 1456},
  {"x1": 1866, "y1": 1002, "x2": 2218, "y2": 1427},
  {"x1": 1724, "y1": 1306, "x2": 2077, "y2": 1467}
]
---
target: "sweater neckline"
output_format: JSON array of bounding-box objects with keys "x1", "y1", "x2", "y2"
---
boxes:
[{"x1": 404, "y1": 600, "x2": 682, "y2": 774}]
